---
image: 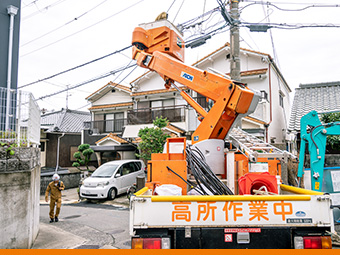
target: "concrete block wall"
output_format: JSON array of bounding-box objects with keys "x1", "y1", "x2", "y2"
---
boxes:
[
  {"x1": 40, "y1": 172, "x2": 81, "y2": 195},
  {"x1": 305, "y1": 154, "x2": 340, "y2": 168},
  {"x1": 0, "y1": 147, "x2": 40, "y2": 249}
]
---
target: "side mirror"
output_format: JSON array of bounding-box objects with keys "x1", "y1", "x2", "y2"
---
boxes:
[{"x1": 115, "y1": 173, "x2": 121, "y2": 178}]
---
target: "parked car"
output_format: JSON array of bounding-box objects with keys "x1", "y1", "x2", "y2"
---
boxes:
[{"x1": 80, "y1": 159, "x2": 146, "y2": 200}]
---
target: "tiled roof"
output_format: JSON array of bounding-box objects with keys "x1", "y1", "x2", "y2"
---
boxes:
[
  {"x1": 41, "y1": 109, "x2": 91, "y2": 133},
  {"x1": 227, "y1": 68, "x2": 267, "y2": 77},
  {"x1": 131, "y1": 87, "x2": 187, "y2": 96},
  {"x1": 89, "y1": 102, "x2": 133, "y2": 110},
  {"x1": 86, "y1": 81, "x2": 131, "y2": 100},
  {"x1": 289, "y1": 81, "x2": 340, "y2": 131},
  {"x1": 166, "y1": 124, "x2": 185, "y2": 134},
  {"x1": 95, "y1": 133, "x2": 128, "y2": 144}
]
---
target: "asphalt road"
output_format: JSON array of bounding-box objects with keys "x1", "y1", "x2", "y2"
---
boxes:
[{"x1": 39, "y1": 200, "x2": 131, "y2": 249}]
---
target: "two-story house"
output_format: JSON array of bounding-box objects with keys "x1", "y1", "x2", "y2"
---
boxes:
[{"x1": 84, "y1": 43, "x2": 293, "y2": 158}]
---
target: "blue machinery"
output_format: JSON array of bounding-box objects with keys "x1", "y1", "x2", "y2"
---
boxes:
[{"x1": 298, "y1": 110, "x2": 340, "y2": 192}]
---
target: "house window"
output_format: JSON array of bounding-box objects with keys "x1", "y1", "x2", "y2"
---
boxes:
[
  {"x1": 137, "y1": 101, "x2": 149, "y2": 109},
  {"x1": 39, "y1": 142, "x2": 45, "y2": 152},
  {"x1": 279, "y1": 91, "x2": 285, "y2": 108},
  {"x1": 260, "y1": 90, "x2": 268, "y2": 101},
  {"x1": 105, "y1": 112, "x2": 124, "y2": 132},
  {"x1": 162, "y1": 99, "x2": 175, "y2": 107},
  {"x1": 151, "y1": 100, "x2": 162, "y2": 108}
]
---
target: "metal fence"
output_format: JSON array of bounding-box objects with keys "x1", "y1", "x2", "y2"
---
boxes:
[
  {"x1": 127, "y1": 105, "x2": 186, "y2": 125},
  {"x1": 0, "y1": 87, "x2": 40, "y2": 146},
  {"x1": 84, "y1": 118, "x2": 128, "y2": 134}
]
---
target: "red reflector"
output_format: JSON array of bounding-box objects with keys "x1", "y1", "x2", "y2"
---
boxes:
[
  {"x1": 143, "y1": 238, "x2": 161, "y2": 249},
  {"x1": 303, "y1": 236, "x2": 322, "y2": 249}
]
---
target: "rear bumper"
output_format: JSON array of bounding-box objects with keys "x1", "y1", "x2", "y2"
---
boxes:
[{"x1": 133, "y1": 226, "x2": 332, "y2": 249}]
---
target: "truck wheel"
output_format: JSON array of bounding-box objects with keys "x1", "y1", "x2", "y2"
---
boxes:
[{"x1": 108, "y1": 188, "x2": 117, "y2": 200}]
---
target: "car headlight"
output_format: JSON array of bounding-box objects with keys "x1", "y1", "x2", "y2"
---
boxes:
[{"x1": 97, "y1": 181, "x2": 109, "y2": 187}]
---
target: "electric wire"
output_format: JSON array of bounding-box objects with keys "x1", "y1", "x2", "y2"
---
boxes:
[
  {"x1": 21, "y1": 0, "x2": 109, "y2": 47},
  {"x1": 201, "y1": 0, "x2": 207, "y2": 33},
  {"x1": 172, "y1": 0, "x2": 185, "y2": 23},
  {"x1": 167, "y1": 0, "x2": 177, "y2": 13},
  {"x1": 116, "y1": 64, "x2": 138, "y2": 85},
  {"x1": 25, "y1": 4, "x2": 228, "y2": 102},
  {"x1": 19, "y1": 45, "x2": 132, "y2": 89},
  {"x1": 22, "y1": 0, "x2": 67, "y2": 20},
  {"x1": 180, "y1": 7, "x2": 219, "y2": 29},
  {"x1": 166, "y1": 166, "x2": 203, "y2": 194},
  {"x1": 35, "y1": 63, "x2": 136, "y2": 101},
  {"x1": 22, "y1": 0, "x2": 40, "y2": 9},
  {"x1": 20, "y1": 0, "x2": 145, "y2": 58},
  {"x1": 240, "y1": 2, "x2": 340, "y2": 12},
  {"x1": 186, "y1": 145, "x2": 234, "y2": 195},
  {"x1": 112, "y1": 59, "x2": 134, "y2": 83},
  {"x1": 241, "y1": 22, "x2": 340, "y2": 29}
]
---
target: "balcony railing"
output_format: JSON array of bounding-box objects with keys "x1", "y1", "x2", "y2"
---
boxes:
[
  {"x1": 84, "y1": 119, "x2": 127, "y2": 134},
  {"x1": 84, "y1": 105, "x2": 188, "y2": 134},
  {"x1": 127, "y1": 105, "x2": 185, "y2": 125},
  {"x1": 193, "y1": 96, "x2": 210, "y2": 110}
]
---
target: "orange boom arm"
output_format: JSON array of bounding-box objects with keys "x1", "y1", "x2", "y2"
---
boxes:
[{"x1": 132, "y1": 20, "x2": 259, "y2": 144}]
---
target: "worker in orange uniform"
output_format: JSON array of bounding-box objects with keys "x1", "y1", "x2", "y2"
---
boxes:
[{"x1": 45, "y1": 173, "x2": 65, "y2": 223}]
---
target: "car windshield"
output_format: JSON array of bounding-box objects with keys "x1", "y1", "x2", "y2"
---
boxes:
[{"x1": 91, "y1": 164, "x2": 119, "y2": 178}]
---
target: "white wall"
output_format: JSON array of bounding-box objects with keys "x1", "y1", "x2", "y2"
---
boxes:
[
  {"x1": 121, "y1": 151, "x2": 136, "y2": 159},
  {"x1": 267, "y1": 64, "x2": 291, "y2": 144},
  {"x1": 132, "y1": 72, "x2": 165, "y2": 92},
  {"x1": 92, "y1": 90, "x2": 131, "y2": 106}
]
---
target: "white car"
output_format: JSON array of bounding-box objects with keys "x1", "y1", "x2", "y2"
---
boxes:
[{"x1": 80, "y1": 159, "x2": 146, "y2": 200}]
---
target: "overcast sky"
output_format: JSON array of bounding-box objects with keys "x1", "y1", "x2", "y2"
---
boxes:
[{"x1": 18, "y1": 0, "x2": 340, "y2": 112}]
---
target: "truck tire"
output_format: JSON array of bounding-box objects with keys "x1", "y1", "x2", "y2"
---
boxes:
[{"x1": 108, "y1": 188, "x2": 117, "y2": 200}]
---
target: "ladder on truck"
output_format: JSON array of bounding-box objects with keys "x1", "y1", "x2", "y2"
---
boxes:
[{"x1": 228, "y1": 128, "x2": 297, "y2": 163}]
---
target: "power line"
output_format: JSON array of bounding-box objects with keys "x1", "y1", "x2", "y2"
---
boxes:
[
  {"x1": 21, "y1": 0, "x2": 109, "y2": 47},
  {"x1": 20, "y1": 0, "x2": 145, "y2": 58},
  {"x1": 173, "y1": 0, "x2": 185, "y2": 23},
  {"x1": 22, "y1": 0, "x2": 67, "y2": 20},
  {"x1": 22, "y1": 0, "x2": 40, "y2": 9},
  {"x1": 240, "y1": 2, "x2": 340, "y2": 12},
  {"x1": 35, "y1": 63, "x2": 137, "y2": 101},
  {"x1": 167, "y1": 0, "x2": 177, "y2": 13},
  {"x1": 117, "y1": 65, "x2": 138, "y2": 85},
  {"x1": 242, "y1": 22, "x2": 340, "y2": 30},
  {"x1": 19, "y1": 45, "x2": 132, "y2": 89}
]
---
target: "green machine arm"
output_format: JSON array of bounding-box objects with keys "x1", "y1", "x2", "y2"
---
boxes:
[{"x1": 298, "y1": 110, "x2": 340, "y2": 192}]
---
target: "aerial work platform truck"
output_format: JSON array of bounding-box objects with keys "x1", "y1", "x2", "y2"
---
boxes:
[{"x1": 129, "y1": 19, "x2": 334, "y2": 249}]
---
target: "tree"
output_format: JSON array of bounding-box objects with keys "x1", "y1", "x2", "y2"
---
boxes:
[
  {"x1": 136, "y1": 117, "x2": 170, "y2": 161},
  {"x1": 321, "y1": 112, "x2": 340, "y2": 151},
  {"x1": 72, "y1": 144, "x2": 94, "y2": 170}
]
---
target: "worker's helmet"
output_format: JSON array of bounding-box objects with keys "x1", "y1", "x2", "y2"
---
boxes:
[{"x1": 52, "y1": 174, "x2": 60, "y2": 181}]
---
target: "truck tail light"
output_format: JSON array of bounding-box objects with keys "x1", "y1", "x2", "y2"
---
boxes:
[
  {"x1": 294, "y1": 236, "x2": 332, "y2": 249},
  {"x1": 143, "y1": 238, "x2": 161, "y2": 249},
  {"x1": 304, "y1": 236, "x2": 322, "y2": 249},
  {"x1": 131, "y1": 238, "x2": 143, "y2": 249},
  {"x1": 131, "y1": 237, "x2": 170, "y2": 249}
]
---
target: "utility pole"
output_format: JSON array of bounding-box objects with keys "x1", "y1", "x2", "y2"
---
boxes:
[{"x1": 229, "y1": 0, "x2": 240, "y2": 81}]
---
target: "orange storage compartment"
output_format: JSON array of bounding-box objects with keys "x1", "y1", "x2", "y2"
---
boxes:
[{"x1": 238, "y1": 172, "x2": 278, "y2": 195}]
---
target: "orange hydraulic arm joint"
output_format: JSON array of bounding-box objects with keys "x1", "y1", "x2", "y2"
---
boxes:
[{"x1": 132, "y1": 20, "x2": 260, "y2": 144}]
